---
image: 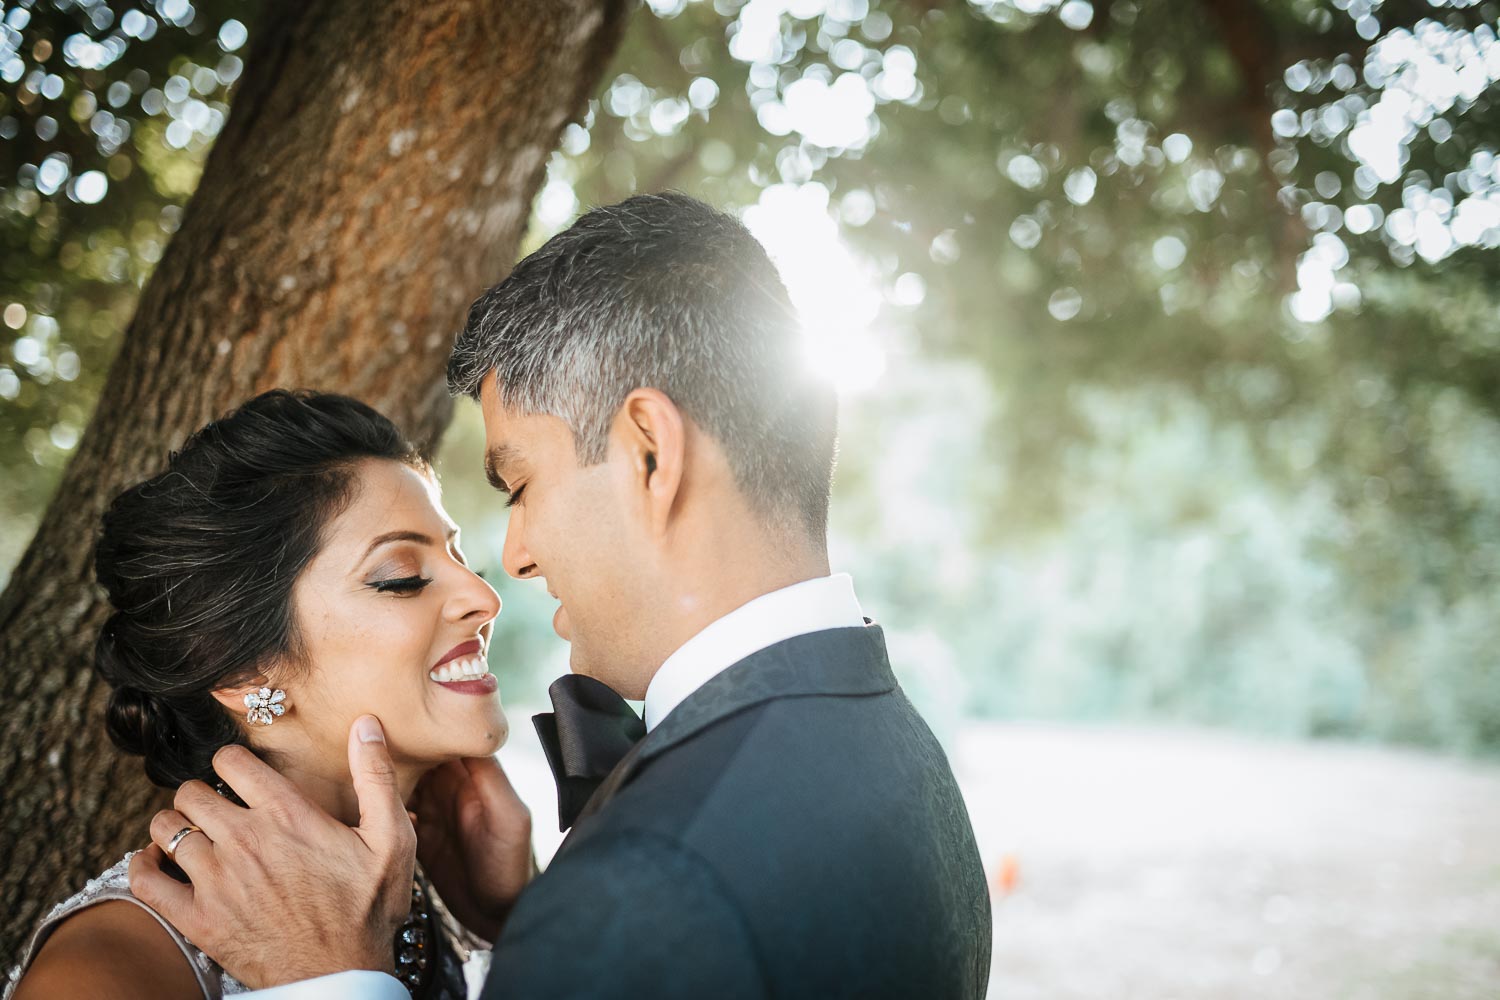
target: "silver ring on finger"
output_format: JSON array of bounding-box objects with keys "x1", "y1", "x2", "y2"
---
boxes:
[{"x1": 165, "y1": 824, "x2": 205, "y2": 860}]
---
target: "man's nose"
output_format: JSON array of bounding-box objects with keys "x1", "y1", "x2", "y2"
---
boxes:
[{"x1": 501, "y1": 510, "x2": 538, "y2": 580}]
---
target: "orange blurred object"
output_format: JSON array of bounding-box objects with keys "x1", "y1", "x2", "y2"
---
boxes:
[{"x1": 992, "y1": 852, "x2": 1020, "y2": 895}]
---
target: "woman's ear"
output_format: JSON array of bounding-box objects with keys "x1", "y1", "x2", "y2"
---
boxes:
[
  {"x1": 209, "y1": 675, "x2": 288, "y2": 724},
  {"x1": 614, "y1": 387, "x2": 685, "y2": 536}
]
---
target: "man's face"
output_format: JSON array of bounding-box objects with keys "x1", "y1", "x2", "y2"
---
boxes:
[{"x1": 477, "y1": 373, "x2": 645, "y2": 688}]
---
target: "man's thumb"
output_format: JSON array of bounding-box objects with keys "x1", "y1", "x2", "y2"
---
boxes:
[{"x1": 349, "y1": 715, "x2": 406, "y2": 843}]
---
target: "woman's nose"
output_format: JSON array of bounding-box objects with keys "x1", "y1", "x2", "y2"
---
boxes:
[{"x1": 452, "y1": 567, "x2": 502, "y2": 623}]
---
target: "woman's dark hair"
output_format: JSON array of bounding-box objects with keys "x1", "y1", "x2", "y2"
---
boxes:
[{"x1": 94, "y1": 389, "x2": 427, "y2": 788}]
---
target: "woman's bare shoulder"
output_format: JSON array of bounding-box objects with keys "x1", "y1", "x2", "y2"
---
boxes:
[{"x1": 12, "y1": 898, "x2": 204, "y2": 1000}]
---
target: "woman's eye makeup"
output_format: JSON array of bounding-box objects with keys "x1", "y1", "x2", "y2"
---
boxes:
[{"x1": 370, "y1": 575, "x2": 432, "y2": 594}]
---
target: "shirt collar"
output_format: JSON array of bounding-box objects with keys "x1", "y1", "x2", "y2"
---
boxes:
[{"x1": 642, "y1": 573, "x2": 865, "y2": 731}]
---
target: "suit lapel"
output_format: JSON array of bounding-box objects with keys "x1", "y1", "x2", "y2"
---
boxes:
[{"x1": 561, "y1": 623, "x2": 894, "y2": 846}]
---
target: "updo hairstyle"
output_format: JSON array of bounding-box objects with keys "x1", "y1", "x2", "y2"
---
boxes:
[{"x1": 93, "y1": 389, "x2": 426, "y2": 788}]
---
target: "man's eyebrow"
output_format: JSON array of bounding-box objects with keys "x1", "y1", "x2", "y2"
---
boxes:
[
  {"x1": 357, "y1": 526, "x2": 459, "y2": 567},
  {"x1": 484, "y1": 444, "x2": 522, "y2": 493}
]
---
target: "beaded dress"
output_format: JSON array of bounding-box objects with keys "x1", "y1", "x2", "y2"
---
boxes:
[{"x1": 3, "y1": 850, "x2": 490, "y2": 1000}]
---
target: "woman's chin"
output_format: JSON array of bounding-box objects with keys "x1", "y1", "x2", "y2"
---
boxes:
[
  {"x1": 469, "y1": 713, "x2": 510, "y2": 756},
  {"x1": 481, "y1": 721, "x2": 509, "y2": 754},
  {"x1": 406, "y1": 718, "x2": 508, "y2": 765},
  {"x1": 428, "y1": 687, "x2": 509, "y2": 755}
]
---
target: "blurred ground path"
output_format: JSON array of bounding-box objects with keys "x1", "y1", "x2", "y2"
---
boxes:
[
  {"x1": 497, "y1": 712, "x2": 1500, "y2": 998},
  {"x1": 956, "y1": 722, "x2": 1500, "y2": 1000}
]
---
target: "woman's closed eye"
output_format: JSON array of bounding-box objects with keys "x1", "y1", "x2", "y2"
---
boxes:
[
  {"x1": 370, "y1": 575, "x2": 432, "y2": 595},
  {"x1": 505, "y1": 484, "x2": 525, "y2": 509}
]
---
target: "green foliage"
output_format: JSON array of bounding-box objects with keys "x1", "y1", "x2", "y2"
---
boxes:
[
  {"x1": 0, "y1": 0, "x2": 249, "y2": 564},
  {"x1": 548, "y1": 0, "x2": 1500, "y2": 752},
  {"x1": 3, "y1": 0, "x2": 1498, "y2": 752}
]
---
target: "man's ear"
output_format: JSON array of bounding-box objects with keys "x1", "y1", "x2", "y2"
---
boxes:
[{"x1": 615, "y1": 387, "x2": 685, "y2": 536}]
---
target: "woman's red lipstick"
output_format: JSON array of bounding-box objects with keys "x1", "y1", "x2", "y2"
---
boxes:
[{"x1": 432, "y1": 638, "x2": 483, "y2": 669}]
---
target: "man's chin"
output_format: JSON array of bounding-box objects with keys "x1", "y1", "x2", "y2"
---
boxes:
[
  {"x1": 552, "y1": 603, "x2": 571, "y2": 641},
  {"x1": 567, "y1": 645, "x2": 648, "y2": 700},
  {"x1": 566, "y1": 645, "x2": 597, "y2": 681}
]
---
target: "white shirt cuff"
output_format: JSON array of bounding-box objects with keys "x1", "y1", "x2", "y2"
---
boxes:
[{"x1": 236, "y1": 970, "x2": 409, "y2": 1000}]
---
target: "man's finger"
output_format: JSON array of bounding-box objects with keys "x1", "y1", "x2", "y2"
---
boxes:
[
  {"x1": 410, "y1": 807, "x2": 442, "y2": 865},
  {"x1": 349, "y1": 715, "x2": 410, "y2": 850},
  {"x1": 462, "y1": 754, "x2": 523, "y2": 804},
  {"x1": 149, "y1": 808, "x2": 215, "y2": 875},
  {"x1": 211, "y1": 743, "x2": 302, "y2": 810},
  {"x1": 128, "y1": 844, "x2": 196, "y2": 929},
  {"x1": 459, "y1": 755, "x2": 528, "y2": 827},
  {"x1": 173, "y1": 778, "x2": 244, "y2": 842},
  {"x1": 413, "y1": 758, "x2": 466, "y2": 823}
]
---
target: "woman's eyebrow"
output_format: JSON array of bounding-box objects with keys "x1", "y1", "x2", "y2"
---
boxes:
[{"x1": 356, "y1": 526, "x2": 459, "y2": 567}]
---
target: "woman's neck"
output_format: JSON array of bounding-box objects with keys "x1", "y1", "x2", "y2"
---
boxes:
[{"x1": 272, "y1": 757, "x2": 426, "y2": 828}]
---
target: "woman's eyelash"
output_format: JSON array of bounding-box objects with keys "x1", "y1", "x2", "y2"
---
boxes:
[
  {"x1": 505, "y1": 485, "x2": 525, "y2": 509},
  {"x1": 371, "y1": 575, "x2": 432, "y2": 594}
]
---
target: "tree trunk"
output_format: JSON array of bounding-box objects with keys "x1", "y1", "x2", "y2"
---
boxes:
[{"x1": 0, "y1": 0, "x2": 628, "y2": 964}]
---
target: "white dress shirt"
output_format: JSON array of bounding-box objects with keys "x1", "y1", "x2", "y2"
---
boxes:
[
  {"x1": 239, "y1": 573, "x2": 864, "y2": 1000},
  {"x1": 643, "y1": 572, "x2": 866, "y2": 730}
]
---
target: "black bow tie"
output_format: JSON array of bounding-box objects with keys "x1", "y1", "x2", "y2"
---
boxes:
[{"x1": 533, "y1": 674, "x2": 646, "y2": 831}]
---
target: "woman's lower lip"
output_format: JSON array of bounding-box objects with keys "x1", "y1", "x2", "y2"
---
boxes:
[{"x1": 435, "y1": 674, "x2": 499, "y2": 696}]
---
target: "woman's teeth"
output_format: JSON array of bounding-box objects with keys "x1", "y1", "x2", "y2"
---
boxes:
[{"x1": 429, "y1": 656, "x2": 489, "y2": 683}]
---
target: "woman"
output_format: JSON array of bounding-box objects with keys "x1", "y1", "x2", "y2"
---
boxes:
[{"x1": 5, "y1": 389, "x2": 508, "y2": 1000}]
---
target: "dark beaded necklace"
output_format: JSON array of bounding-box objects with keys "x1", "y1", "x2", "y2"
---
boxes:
[{"x1": 395, "y1": 877, "x2": 434, "y2": 994}]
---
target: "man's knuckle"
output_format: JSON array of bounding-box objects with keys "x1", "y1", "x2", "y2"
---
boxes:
[
  {"x1": 261, "y1": 796, "x2": 295, "y2": 825},
  {"x1": 149, "y1": 810, "x2": 176, "y2": 842},
  {"x1": 213, "y1": 743, "x2": 248, "y2": 770},
  {"x1": 219, "y1": 822, "x2": 247, "y2": 851},
  {"x1": 229, "y1": 823, "x2": 265, "y2": 857},
  {"x1": 366, "y1": 757, "x2": 397, "y2": 782},
  {"x1": 126, "y1": 853, "x2": 152, "y2": 892},
  {"x1": 173, "y1": 780, "x2": 206, "y2": 812}
]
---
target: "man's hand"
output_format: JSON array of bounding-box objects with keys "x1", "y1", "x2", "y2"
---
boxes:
[
  {"x1": 128, "y1": 716, "x2": 416, "y2": 989},
  {"x1": 408, "y1": 754, "x2": 536, "y2": 942}
]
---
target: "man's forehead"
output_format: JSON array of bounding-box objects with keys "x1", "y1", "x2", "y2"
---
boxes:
[
  {"x1": 478, "y1": 369, "x2": 503, "y2": 408},
  {"x1": 480, "y1": 405, "x2": 531, "y2": 462},
  {"x1": 478, "y1": 375, "x2": 523, "y2": 449},
  {"x1": 477, "y1": 374, "x2": 576, "y2": 471},
  {"x1": 478, "y1": 371, "x2": 536, "y2": 420}
]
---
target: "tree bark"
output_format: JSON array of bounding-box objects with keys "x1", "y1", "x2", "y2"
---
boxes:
[{"x1": 0, "y1": 0, "x2": 628, "y2": 965}]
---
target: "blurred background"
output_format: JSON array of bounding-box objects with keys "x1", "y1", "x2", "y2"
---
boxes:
[{"x1": 2, "y1": 0, "x2": 1498, "y2": 996}]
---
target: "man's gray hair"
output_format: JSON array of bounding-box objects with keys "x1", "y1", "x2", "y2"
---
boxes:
[{"x1": 447, "y1": 192, "x2": 837, "y2": 541}]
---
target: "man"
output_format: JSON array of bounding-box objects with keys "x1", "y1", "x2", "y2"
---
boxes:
[{"x1": 130, "y1": 193, "x2": 992, "y2": 998}]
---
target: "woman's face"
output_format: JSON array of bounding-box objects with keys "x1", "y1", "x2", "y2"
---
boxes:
[{"x1": 276, "y1": 458, "x2": 507, "y2": 769}]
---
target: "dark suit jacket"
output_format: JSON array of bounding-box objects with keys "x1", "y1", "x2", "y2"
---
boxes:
[{"x1": 483, "y1": 625, "x2": 992, "y2": 999}]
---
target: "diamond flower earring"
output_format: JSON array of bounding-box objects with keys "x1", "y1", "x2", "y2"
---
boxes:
[{"x1": 244, "y1": 687, "x2": 287, "y2": 726}]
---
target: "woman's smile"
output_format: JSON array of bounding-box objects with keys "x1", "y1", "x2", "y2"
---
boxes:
[
  {"x1": 428, "y1": 636, "x2": 502, "y2": 694},
  {"x1": 428, "y1": 646, "x2": 500, "y2": 694},
  {"x1": 431, "y1": 672, "x2": 500, "y2": 695}
]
